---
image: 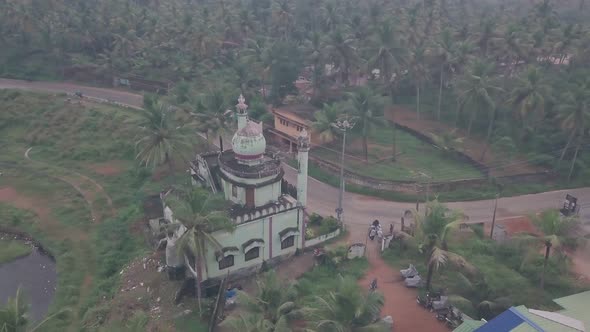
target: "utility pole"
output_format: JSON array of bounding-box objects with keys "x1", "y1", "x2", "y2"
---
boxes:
[
  {"x1": 489, "y1": 193, "x2": 500, "y2": 239},
  {"x1": 332, "y1": 118, "x2": 356, "y2": 222},
  {"x1": 414, "y1": 171, "x2": 431, "y2": 215}
]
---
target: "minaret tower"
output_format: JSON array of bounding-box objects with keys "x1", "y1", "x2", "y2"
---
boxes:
[
  {"x1": 297, "y1": 129, "x2": 310, "y2": 207},
  {"x1": 236, "y1": 94, "x2": 248, "y2": 130}
]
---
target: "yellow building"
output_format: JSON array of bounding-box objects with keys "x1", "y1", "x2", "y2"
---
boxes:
[{"x1": 269, "y1": 104, "x2": 319, "y2": 152}]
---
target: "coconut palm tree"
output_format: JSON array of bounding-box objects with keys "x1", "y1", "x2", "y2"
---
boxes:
[
  {"x1": 345, "y1": 87, "x2": 386, "y2": 161},
  {"x1": 517, "y1": 210, "x2": 580, "y2": 290},
  {"x1": 509, "y1": 66, "x2": 551, "y2": 134},
  {"x1": 410, "y1": 200, "x2": 477, "y2": 290},
  {"x1": 220, "y1": 313, "x2": 275, "y2": 332},
  {"x1": 556, "y1": 75, "x2": 590, "y2": 180},
  {"x1": 311, "y1": 103, "x2": 342, "y2": 144},
  {"x1": 0, "y1": 287, "x2": 71, "y2": 332},
  {"x1": 409, "y1": 46, "x2": 429, "y2": 120},
  {"x1": 324, "y1": 28, "x2": 357, "y2": 86},
  {"x1": 367, "y1": 20, "x2": 407, "y2": 86},
  {"x1": 134, "y1": 99, "x2": 193, "y2": 170},
  {"x1": 304, "y1": 31, "x2": 325, "y2": 98},
  {"x1": 0, "y1": 287, "x2": 29, "y2": 332},
  {"x1": 434, "y1": 28, "x2": 456, "y2": 120},
  {"x1": 221, "y1": 271, "x2": 304, "y2": 331},
  {"x1": 164, "y1": 187, "x2": 234, "y2": 312},
  {"x1": 455, "y1": 60, "x2": 503, "y2": 160},
  {"x1": 425, "y1": 246, "x2": 475, "y2": 291},
  {"x1": 306, "y1": 275, "x2": 388, "y2": 332},
  {"x1": 242, "y1": 37, "x2": 273, "y2": 98},
  {"x1": 192, "y1": 89, "x2": 233, "y2": 149}
]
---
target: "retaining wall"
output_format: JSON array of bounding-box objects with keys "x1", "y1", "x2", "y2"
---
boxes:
[{"x1": 308, "y1": 153, "x2": 556, "y2": 194}]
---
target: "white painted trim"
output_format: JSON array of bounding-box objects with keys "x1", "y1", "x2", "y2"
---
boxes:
[
  {"x1": 280, "y1": 230, "x2": 299, "y2": 242},
  {"x1": 216, "y1": 248, "x2": 239, "y2": 262},
  {"x1": 244, "y1": 240, "x2": 265, "y2": 253}
]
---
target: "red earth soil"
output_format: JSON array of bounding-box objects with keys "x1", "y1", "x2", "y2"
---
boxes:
[
  {"x1": 0, "y1": 187, "x2": 51, "y2": 222},
  {"x1": 484, "y1": 215, "x2": 541, "y2": 236},
  {"x1": 87, "y1": 161, "x2": 124, "y2": 176},
  {"x1": 358, "y1": 242, "x2": 448, "y2": 332}
]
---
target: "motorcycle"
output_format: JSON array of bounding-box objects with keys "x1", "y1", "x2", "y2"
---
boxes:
[
  {"x1": 445, "y1": 308, "x2": 463, "y2": 328},
  {"x1": 416, "y1": 291, "x2": 440, "y2": 309},
  {"x1": 416, "y1": 295, "x2": 433, "y2": 310},
  {"x1": 369, "y1": 278, "x2": 378, "y2": 291},
  {"x1": 435, "y1": 308, "x2": 450, "y2": 321}
]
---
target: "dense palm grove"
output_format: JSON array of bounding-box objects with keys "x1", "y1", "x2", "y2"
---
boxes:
[
  {"x1": 2, "y1": 1, "x2": 590, "y2": 331},
  {"x1": 0, "y1": 0, "x2": 588, "y2": 161},
  {"x1": 3, "y1": 0, "x2": 589, "y2": 181}
]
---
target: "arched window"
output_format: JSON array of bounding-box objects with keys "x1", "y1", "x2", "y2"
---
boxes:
[
  {"x1": 281, "y1": 235, "x2": 295, "y2": 249},
  {"x1": 218, "y1": 255, "x2": 234, "y2": 270},
  {"x1": 245, "y1": 247, "x2": 260, "y2": 261}
]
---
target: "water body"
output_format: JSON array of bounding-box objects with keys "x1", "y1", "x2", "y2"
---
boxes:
[{"x1": 0, "y1": 246, "x2": 57, "y2": 321}]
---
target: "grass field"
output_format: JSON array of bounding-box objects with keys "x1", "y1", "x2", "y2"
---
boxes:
[
  {"x1": 311, "y1": 126, "x2": 483, "y2": 182},
  {"x1": 0, "y1": 239, "x2": 32, "y2": 264},
  {"x1": 0, "y1": 90, "x2": 205, "y2": 331}
]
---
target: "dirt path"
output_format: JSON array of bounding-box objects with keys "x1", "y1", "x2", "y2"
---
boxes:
[
  {"x1": 0, "y1": 186, "x2": 88, "y2": 241},
  {"x1": 386, "y1": 106, "x2": 545, "y2": 177},
  {"x1": 358, "y1": 242, "x2": 448, "y2": 332},
  {"x1": 24, "y1": 147, "x2": 115, "y2": 222}
]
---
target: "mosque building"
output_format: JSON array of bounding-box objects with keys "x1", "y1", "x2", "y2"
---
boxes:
[{"x1": 162, "y1": 94, "x2": 310, "y2": 283}]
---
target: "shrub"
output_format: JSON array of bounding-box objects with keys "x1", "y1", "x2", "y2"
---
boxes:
[{"x1": 308, "y1": 213, "x2": 323, "y2": 226}]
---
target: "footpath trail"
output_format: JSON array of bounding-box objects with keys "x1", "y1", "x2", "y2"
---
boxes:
[
  {"x1": 358, "y1": 239, "x2": 448, "y2": 332},
  {"x1": 24, "y1": 147, "x2": 115, "y2": 222}
]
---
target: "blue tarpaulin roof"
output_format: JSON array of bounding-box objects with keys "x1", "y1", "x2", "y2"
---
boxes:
[{"x1": 475, "y1": 307, "x2": 545, "y2": 332}]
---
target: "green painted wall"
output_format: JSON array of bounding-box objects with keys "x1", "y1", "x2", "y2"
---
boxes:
[{"x1": 203, "y1": 207, "x2": 302, "y2": 280}]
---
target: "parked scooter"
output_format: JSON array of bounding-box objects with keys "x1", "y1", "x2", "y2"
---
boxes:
[
  {"x1": 416, "y1": 295, "x2": 433, "y2": 310},
  {"x1": 435, "y1": 308, "x2": 450, "y2": 321},
  {"x1": 416, "y1": 291, "x2": 440, "y2": 309},
  {"x1": 445, "y1": 308, "x2": 464, "y2": 329},
  {"x1": 369, "y1": 278, "x2": 378, "y2": 292}
]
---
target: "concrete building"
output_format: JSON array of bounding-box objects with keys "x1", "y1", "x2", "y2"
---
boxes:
[
  {"x1": 163, "y1": 95, "x2": 313, "y2": 284},
  {"x1": 268, "y1": 104, "x2": 320, "y2": 152}
]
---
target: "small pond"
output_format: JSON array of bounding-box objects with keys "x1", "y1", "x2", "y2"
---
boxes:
[{"x1": 0, "y1": 244, "x2": 57, "y2": 321}]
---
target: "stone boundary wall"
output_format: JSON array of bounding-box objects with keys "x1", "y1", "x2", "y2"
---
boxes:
[
  {"x1": 392, "y1": 122, "x2": 490, "y2": 175},
  {"x1": 308, "y1": 153, "x2": 556, "y2": 194}
]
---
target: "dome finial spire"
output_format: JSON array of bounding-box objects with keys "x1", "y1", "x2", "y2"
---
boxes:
[
  {"x1": 237, "y1": 94, "x2": 248, "y2": 112},
  {"x1": 236, "y1": 94, "x2": 249, "y2": 130}
]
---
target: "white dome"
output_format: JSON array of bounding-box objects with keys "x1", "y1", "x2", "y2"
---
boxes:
[{"x1": 232, "y1": 121, "x2": 266, "y2": 160}]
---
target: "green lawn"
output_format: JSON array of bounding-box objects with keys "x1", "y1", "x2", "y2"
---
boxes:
[
  {"x1": 312, "y1": 127, "x2": 483, "y2": 181},
  {"x1": 0, "y1": 239, "x2": 33, "y2": 264},
  {"x1": 0, "y1": 90, "x2": 203, "y2": 331}
]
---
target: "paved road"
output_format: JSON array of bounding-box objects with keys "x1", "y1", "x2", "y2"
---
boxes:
[{"x1": 2, "y1": 78, "x2": 590, "y2": 243}]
